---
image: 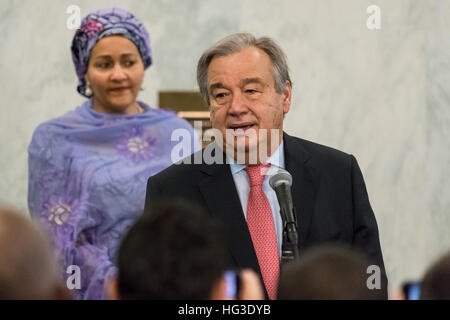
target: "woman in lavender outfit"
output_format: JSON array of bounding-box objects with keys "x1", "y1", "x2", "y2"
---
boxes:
[{"x1": 28, "y1": 8, "x2": 199, "y2": 300}]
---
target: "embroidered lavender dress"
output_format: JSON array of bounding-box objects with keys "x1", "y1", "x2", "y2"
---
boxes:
[{"x1": 28, "y1": 100, "x2": 199, "y2": 299}]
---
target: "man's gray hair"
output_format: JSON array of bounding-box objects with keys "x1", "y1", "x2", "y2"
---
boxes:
[{"x1": 197, "y1": 32, "x2": 292, "y2": 105}]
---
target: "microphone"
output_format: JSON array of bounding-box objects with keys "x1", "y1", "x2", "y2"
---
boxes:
[
  {"x1": 269, "y1": 169, "x2": 299, "y2": 262},
  {"x1": 269, "y1": 169, "x2": 295, "y2": 227}
]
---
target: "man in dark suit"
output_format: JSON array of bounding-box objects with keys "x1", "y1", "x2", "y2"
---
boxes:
[{"x1": 145, "y1": 32, "x2": 387, "y2": 299}]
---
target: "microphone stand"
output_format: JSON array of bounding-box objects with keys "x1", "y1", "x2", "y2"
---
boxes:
[
  {"x1": 280, "y1": 207, "x2": 299, "y2": 264},
  {"x1": 269, "y1": 169, "x2": 300, "y2": 265}
]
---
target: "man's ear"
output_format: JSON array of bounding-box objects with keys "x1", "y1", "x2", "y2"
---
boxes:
[
  {"x1": 282, "y1": 81, "x2": 292, "y2": 114},
  {"x1": 106, "y1": 276, "x2": 120, "y2": 300},
  {"x1": 210, "y1": 275, "x2": 227, "y2": 300}
]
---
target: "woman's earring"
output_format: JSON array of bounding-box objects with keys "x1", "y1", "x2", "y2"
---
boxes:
[{"x1": 85, "y1": 82, "x2": 93, "y2": 97}]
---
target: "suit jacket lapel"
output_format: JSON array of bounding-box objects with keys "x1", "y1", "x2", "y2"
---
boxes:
[
  {"x1": 198, "y1": 153, "x2": 261, "y2": 274},
  {"x1": 283, "y1": 132, "x2": 319, "y2": 247}
]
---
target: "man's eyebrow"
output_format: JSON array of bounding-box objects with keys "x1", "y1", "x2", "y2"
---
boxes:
[
  {"x1": 209, "y1": 78, "x2": 265, "y2": 92},
  {"x1": 209, "y1": 82, "x2": 227, "y2": 92}
]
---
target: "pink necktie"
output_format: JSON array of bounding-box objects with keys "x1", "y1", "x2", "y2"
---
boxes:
[{"x1": 245, "y1": 164, "x2": 280, "y2": 300}]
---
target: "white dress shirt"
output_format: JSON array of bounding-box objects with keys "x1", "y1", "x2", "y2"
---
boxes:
[{"x1": 228, "y1": 141, "x2": 285, "y2": 258}]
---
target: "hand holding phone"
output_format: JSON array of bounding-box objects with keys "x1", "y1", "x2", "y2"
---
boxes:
[
  {"x1": 224, "y1": 269, "x2": 264, "y2": 300},
  {"x1": 224, "y1": 270, "x2": 241, "y2": 299},
  {"x1": 402, "y1": 281, "x2": 421, "y2": 300}
]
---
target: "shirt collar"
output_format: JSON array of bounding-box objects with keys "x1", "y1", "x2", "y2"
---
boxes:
[{"x1": 228, "y1": 140, "x2": 285, "y2": 175}]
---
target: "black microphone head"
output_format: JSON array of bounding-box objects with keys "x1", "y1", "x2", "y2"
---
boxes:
[{"x1": 269, "y1": 168, "x2": 292, "y2": 189}]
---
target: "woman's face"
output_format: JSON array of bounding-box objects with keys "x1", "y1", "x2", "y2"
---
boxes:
[{"x1": 85, "y1": 35, "x2": 145, "y2": 114}]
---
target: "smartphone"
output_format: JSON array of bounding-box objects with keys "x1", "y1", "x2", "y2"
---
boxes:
[
  {"x1": 402, "y1": 281, "x2": 421, "y2": 300},
  {"x1": 224, "y1": 270, "x2": 241, "y2": 299}
]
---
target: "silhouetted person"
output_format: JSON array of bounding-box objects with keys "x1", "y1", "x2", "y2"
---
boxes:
[
  {"x1": 0, "y1": 208, "x2": 69, "y2": 299},
  {"x1": 107, "y1": 200, "x2": 263, "y2": 299},
  {"x1": 278, "y1": 245, "x2": 385, "y2": 300},
  {"x1": 420, "y1": 251, "x2": 450, "y2": 300}
]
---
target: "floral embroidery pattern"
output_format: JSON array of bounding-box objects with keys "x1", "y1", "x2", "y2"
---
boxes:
[
  {"x1": 80, "y1": 19, "x2": 103, "y2": 38},
  {"x1": 43, "y1": 191, "x2": 89, "y2": 226},
  {"x1": 46, "y1": 197, "x2": 72, "y2": 225},
  {"x1": 116, "y1": 125, "x2": 156, "y2": 162}
]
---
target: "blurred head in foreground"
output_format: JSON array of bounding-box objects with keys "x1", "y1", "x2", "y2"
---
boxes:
[
  {"x1": 0, "y1": 207, "x2": 69, "y2": 299},
  {"x1": 111, "y1": 200, "x2": 235, "y2": 299},
  {"x1": 420, "y1": 251, "x2": 450, "y2": 300},
  {"x1": 278, "y1": 245, "x2": 386, "y2": 300}
]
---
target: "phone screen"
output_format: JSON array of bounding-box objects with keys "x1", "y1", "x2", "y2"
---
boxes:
[
  {"x1": 403, "y1": 282, "x2": 421, "y2": 300},
  {"x1": 224, "y1": 270, "x2": 239, "y2": 299}
]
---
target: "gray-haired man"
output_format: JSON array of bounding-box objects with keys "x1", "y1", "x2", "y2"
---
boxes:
[{"x1": 145, "y1": 33, "x2": 387, "y2": 299}]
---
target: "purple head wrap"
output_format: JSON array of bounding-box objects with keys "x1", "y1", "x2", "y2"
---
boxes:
[{"x1": 71, "y1": 8, "x2": 152, "y2": 97}]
